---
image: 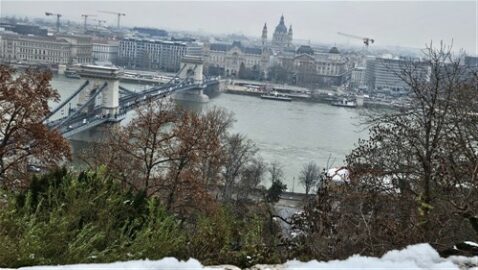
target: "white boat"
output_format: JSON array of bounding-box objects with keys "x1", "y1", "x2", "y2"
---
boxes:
[
  {"x1": 331, "y1": 98, "x2": 357, "y2": 108},
  {"x1": 64, "y1": 70, "x2": 81, "y2": 79},
  {"x1": 260, "y1": 91, "x2": 292, "y2": 102}
]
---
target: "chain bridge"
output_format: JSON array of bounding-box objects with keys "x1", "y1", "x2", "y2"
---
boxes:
[{"x1": 45, "y1": 56, "x2": 219, "y2": 138}]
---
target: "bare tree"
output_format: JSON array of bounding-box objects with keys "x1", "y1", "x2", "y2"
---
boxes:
[
  {"x1": 0, "y1": 66, "x2": 70, "y2": 185},
  {"x1": 196, "y1": 107, "x2": 234, "y2": 190},
  {"x1": 284, "y1": 44, "x2": 478, "y2": 261},
  {"x1": 81, "y1": 101, "x2": 234, "y2": 216},
  {"x1": 221, "y1": 133, "x2": 257, "y2": 201},
  {"x1": 81, "y1": 101, "x2": 177, "y2": 193},
  {"x1": 345, "y1": 43, "x2": 478, "y2": 252},
  {"x1": 236, "y1": 157, "x2": 266, "y2": 201},
  {"x1": 163, "y1": 107, "x2": 232, "y2": 213},
  {"x1": 269, "y1": 161, "x2": 284, "y2": 184},
  {"x1": 299, "y1": 161, "x2": 321, "y2": 196}
]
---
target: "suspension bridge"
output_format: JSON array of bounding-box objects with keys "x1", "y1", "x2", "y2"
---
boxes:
[{"x1": 45, "y1": 56, "x2": 220, "y2": 138}]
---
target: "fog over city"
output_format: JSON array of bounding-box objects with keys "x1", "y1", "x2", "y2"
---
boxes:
[{"x1": 1, "y1": 0, "x2": 477, "y2": 54}]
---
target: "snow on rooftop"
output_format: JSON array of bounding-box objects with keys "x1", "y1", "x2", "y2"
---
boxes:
[{"x1": 7, "y1": 244, "x2": 478, "y2": 270}]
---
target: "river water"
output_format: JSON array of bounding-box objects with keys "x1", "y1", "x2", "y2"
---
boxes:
[{"x1": 50, "y1": 75, "x2": 369, "y2": 192}]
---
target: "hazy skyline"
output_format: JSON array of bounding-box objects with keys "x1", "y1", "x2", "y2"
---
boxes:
[{"x1": 1, "y1": 1, "x2": 476, "y2": 54}]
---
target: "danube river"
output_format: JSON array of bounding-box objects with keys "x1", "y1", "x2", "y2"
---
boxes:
[{"x1": 50, "y1": 75, "x2": 368, "y2": 192}]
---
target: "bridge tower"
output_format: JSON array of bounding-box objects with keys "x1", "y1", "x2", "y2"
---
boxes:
[
  {"x1": 176, "y1": 56, "x2": 209, "y2": 103},
  {"x1": 76, "y1": 65, "x2": 122, "y2": 116}
]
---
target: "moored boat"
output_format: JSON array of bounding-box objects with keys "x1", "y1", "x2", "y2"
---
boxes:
[
  {"x1": 260, "y1": 91, "x2": 292, "y2": 102},
  {"x1": 331, "y1": 98, "x2": 357, "y2": 108},
  {"x1": 64, "y1": 70, "x2": 81, "y2": 79}
]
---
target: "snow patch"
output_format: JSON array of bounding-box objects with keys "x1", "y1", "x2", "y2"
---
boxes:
[
  {"x1": 5, "y1": 244, "x2": 477, "y2": 270},
  {"x1": 284, "y1": 244, "x2": 471, "y2": 270},
  {"x1": 17, "y1": 258, "x2": 204, "y2": 270},
  {"x1": 464, "y1": 241, "x2": 478, "y2": 248},
  {"x1": 326, "y1": 167, "x2": 349, "y2": 183}
]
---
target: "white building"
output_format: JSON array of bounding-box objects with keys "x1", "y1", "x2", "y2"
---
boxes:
[
  {"x1": 118, "y1": 38, "x2": 202, "y2": 72},
  {"x1": 279, "y1": 46, "x2": 350, "y2": 87},
  {"x1": 57, "y1": 35, "x2": 93, "y2": 64},
  {"x1": 205, "y1": 41, "x2": 267, "y2": 77},
  {"x1": 92, "y1": 40, "x2": 119, "y2": 64},
  {"x1": 366, "y1": 57, "x2": 429, "y2": 95},
  {"x1": 351, "y1": 66, "x2": 366, "y2": 89},
  {"x1": 0, "y1": 33, "x2": 72, "y2": 65},
  {"x1": 0, "y1": 32, "x2": 94, "y2": 65}
]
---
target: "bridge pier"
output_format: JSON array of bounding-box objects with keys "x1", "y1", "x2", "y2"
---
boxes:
[
  {"x1": 76, "y1": 65, "x2": 122, "y2": 116},
  {"x1": 174, "y1": 56, "x2": 209, "y2": 103},
  {"x1": 174, "y1": 86, "x2": 209, "y2": 103}
]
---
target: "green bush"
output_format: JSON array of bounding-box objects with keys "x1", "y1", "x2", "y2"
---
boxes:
[
  {"x1": 0, "y1": 168, "x2": 185, "y2": 268},
  {"x1": 0, "y1": 168, "x2": 280, "y2": 268},
  {"x1": 188, "y1": 206, "x2": 280, "y2": 268}
]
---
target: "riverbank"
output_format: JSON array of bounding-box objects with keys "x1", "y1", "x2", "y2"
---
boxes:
[{"x1": 225, "y1": 88, "x2": 407, "y2": 110}]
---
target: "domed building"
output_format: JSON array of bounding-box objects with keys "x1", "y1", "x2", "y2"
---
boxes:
[
  {"x1": 269, "y1": 15, "x2": 293, "y2": 51},
  {"x1": 329, "y1": 46, "x2": 340, "y2": 54}
]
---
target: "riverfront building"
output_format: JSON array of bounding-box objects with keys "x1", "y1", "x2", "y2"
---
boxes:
[
  {"x1": 204, "y1": 15, "x2": 295, "y2": 78},
  {"x1": 350, "y1": 66, "x2": 367, "y2": 90},
  {"x1": 92, "y1": 40, "x2": 119, "y2": 64},
  {"x1": 117, "y1": 38, "x2": 202, "y2": 72},
  {"x1": 365, "y1": 57, "x2": 430, "y2": 95},
  {"x1": 0, "y1": 32, "x2": 92, "y2": 65},
  {"x1": 278, "y1": 45, "x2": 350, "y2": 88},
  {"x1": 205, "y1": 41, "x2": 268, "y2": 78},
  {"x1": 57, "y1": 35, "x2": 93, "y2": 64},
  {"x1": 205, "y1": 15, "x2": 350, "y2": 88}
]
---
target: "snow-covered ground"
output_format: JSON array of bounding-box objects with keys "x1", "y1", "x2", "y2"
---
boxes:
[
  {"x1": 284, "y1": 243, "x2": 477, "y2": 269},
  {"x1": 4, "y1": 244, "x2": 477, "y2": 270}
]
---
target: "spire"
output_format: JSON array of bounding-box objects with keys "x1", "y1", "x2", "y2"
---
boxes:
[
  {"x1": 280, "y1": 14, "x2": 285, "y2": 25},
  {"x1": 262, "y1": 22, "x2": 268, "y2": 47},
  {"x1": 287, "y1": 24, "x2": 293, "y2": 47}
]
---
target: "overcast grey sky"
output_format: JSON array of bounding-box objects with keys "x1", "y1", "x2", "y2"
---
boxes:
[{"x1": 1, "y1": 1, "x2": 476, "y2": 54}]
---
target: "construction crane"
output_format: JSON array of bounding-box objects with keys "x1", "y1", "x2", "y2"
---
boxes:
[
  {"x1": 98, "y1": 10, "x2": 126, "y2": 28},
  {"x1": 337, "y1": 32, "x2": 375, "y2": 47},
  {"x1": 81, "y1": 14, "x2": 97, "y2": 32},
  {"x1": 45, "y1": 12, "x2": 62, "y2": 33}
]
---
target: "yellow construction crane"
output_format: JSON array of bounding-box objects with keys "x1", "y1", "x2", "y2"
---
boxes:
[
  {"x1": 98, "y1": 10, "x2": 126, "y2": 28},
  {"x1": 81, "y1": 14, "x2": 97, "y2": 32},
  {"x1": 45, "y1": 12, "x2": 62, "y2": 33},
  {"x1": 337, "y1": 32, "x2": 375, "y2": 47}
]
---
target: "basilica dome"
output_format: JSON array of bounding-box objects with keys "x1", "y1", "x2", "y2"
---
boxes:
[{"x1": 274, "y1": 15, "x2": 288, "y2": 33}]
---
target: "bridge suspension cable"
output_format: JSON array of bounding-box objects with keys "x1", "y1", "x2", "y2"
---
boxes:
[
  {"x1": 119, "y1": 85, "x2": 138, "y2": 96},
  {"x1": 53, "y1": 82, "x2": 108, "y2": 128},
  {"x1": 165, "y1": 63, "x2": 188, "y2": 85},
  {"x1": 121, "y1": 63, "x2": 191, "y2": 100},
  {"x1": 44, "y1": 80, "x2": 90, "y2": 122}
]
